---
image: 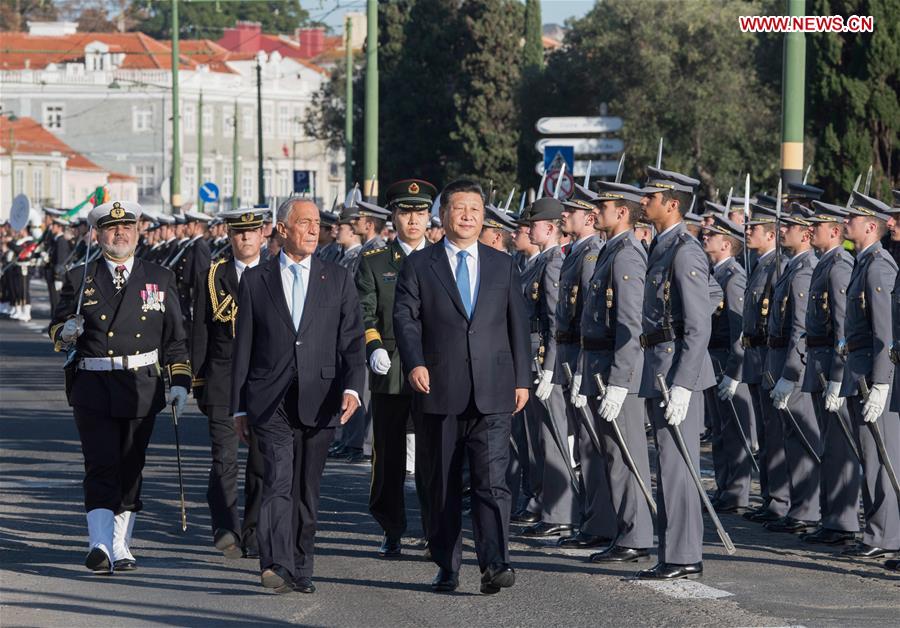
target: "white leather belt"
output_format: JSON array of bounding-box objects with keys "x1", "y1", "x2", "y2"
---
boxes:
[{"x1": 78, "y1": 349, "x2": 159, "y2": 371}]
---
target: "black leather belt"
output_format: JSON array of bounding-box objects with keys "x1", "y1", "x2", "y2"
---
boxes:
[
  {"x1": 640, "y1": 325, "x2": 684, "y2": 348},
  {"x1": 555, "y1": 331, "x2": 580, "y2": 344},
  {"x1": 708, "y1": 340, "x2": 730, "y2": 350},
  {"x1": 582, "y1": 337, "x2": 614, "y2": 351},
  {"x1": 891, "y1": 347, "x2": 899, "y2": 365},
  {"x1": 741, "y1": 334, "x2": 767, "y2": 349},
  {"x1": 806, "y1": 335, "x2": 834, "y2": 348},
  {"x1": 846, "y1": 336, "x2": 872, "y2": 353},
  {"x1": 767, "y1": 337, "x2": 789, "y2": 349}
]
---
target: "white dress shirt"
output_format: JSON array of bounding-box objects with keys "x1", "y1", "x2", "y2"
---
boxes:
[
  {"x1": 104, "y1": 256, "x2": 135, "y2": 282},
  {"x1": 279, "y1": 250, "x2": 311, "y2": 319},
  {"x1": 443, "y1": 238, "x2": 479, "y2": 305},
  {"x1": 234, "y1": 256, "x2": 260, "y2": 283},
  {"x1": 398, "y1": 238, "x2": 427, "y2": 257}
]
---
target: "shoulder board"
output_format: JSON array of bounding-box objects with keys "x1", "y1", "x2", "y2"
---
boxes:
[
  {"x1": 874, "y1": 249, "x2": 899, "y2": 270},
  {"x1": 363, "y1": 246, "x2": 389, "y2": 257}
]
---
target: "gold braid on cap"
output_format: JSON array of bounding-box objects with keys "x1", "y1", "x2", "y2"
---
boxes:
[{"x1": 208, "y1": 258, "x2": 237, "y2": 336}]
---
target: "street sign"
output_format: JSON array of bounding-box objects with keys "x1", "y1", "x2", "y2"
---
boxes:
[
  {"x1": 535, "y1": 160, "x2": 620, "y2": 177},
  {"x1": 535, "y1": 137, "x2": 624, "y2": 155},
  {"x1": 544, "y1": 169, "x2": 575, "y2": 199},
  {"x1": 199, "y1": 182, "x2": 219, "y2": 203},
  {"x1": 535, "y1": 116, "x2": 623, "y2": 135},
  {"x1": 293, "y1": 170, "x2": 311, "y2": 193},
  {"x1": 542, "y1": 145, "x2": 574, "y2": 174}
]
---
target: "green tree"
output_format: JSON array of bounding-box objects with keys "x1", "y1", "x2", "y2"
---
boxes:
[
  {"x1": 0, "y1": 0, "x2": 58, "y2": 31},
  {"x1": 517, "y1": 0, "x2": 543, "y2": 188},
  {"x1": 127, "y1": 0, "x2": 308, "y2": 39},
  {"x1": 808, "y1": 0, "x2": 899, "y2": 199},
  {"x1": 522, "y1": 0, "x2": 542, "y2": 72}
]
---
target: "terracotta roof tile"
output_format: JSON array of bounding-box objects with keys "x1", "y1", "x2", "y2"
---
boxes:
[
  {"x1": 0, "y1": 116, "x2": 105, "y2": 172},
  {"x1": 0, "y1": 32, "x2": 195, "y2": 70}
]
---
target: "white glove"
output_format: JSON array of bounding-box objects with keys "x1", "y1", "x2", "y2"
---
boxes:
[
  {"x1": 663, "y1": 385, "x2": 691, "y2": 426},
  {"x1": 569, "y1": 374, "x2": 586, "y2": 407},
  {"x1": 770, "y1": 377, "x2": 795, "y2": 410},
  {"x1": 368, "y1": 348, "x2": 392, "y2": 375},
  {"x1": 863, "y1": 383, "x2": 888, "y2": 423},
  {"x1": 599, "y1": 384, "x2": 628, "y2": 422},
  {"x1": 717, "y1": 375, "x2": 739, "y2": 401},
  {"x1": 167, "y1": 385, "x2": 188, "y2": 416},
  {"x1": 824, "y1": 380, "x2": 844, "y2": 413},
  {"x1": 54, "y1": 280, "x2": 63, "y2": 292},
  {"x1": 60, "y1": 315, "x2": 84, "y2": 342},
  {"x1": 535, "y1": 370, "x2": 554, "y2": 401}
]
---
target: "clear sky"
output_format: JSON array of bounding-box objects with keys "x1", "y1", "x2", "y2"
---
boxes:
[{"x1": 304, "y1": 0, "x2": 595, "y2": 32}]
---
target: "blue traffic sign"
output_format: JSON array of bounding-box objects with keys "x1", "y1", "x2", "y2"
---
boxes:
[
  {"x1": 199, "y1": 182, "x2": 219, "y2": 203},
  {"x1": 293, "y1": 170, "x2": 311, "y2": 193},
  {"x1": 542, "y1": 145, "x2": 574, "y2": 174}
]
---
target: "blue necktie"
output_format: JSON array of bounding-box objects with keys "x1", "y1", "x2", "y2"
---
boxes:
[
  {"x1": 290, "y1": 264, "x2": 304, "y2": 330},
  {"x1": 456, "y1": 250, "x2": 472, "y2": 317}
]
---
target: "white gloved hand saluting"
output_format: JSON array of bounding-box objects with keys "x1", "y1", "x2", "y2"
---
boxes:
[
  {"x1": 368, "y1": 348, "x2": 392, "y2": 375},
  {"x1": 717, "y1": 375, "x2": 739, "y2": 401},
  {"x1": 167, "y1": 385, "x2": 188, "y2": 416},
  {"x1": 863, "y1": 383, "x2": 889, "y2": 423},
  {"x1": 599, "y1": 384, "x2": 628, "y2": 422},
  {"x1": 663, "y1": 385, "x2": 691, "y2": 426},
  {"x1": 570, "y1": 373, "x2": 587, "y2": 408},
  {"x1": 770, "y1": 377, "x2": 795, "y2": 410},
  {"x1": 823, "y1": 380, "x2": 844, "y2": 413},
  {"x1": 60, "y1": 315, "x2": 84, "y2": 343},
  {"x1": 535, "y1": 370, "x2": 554, "y2": 401}
]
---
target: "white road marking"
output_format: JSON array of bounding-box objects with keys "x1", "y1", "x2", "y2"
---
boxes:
[{"x1": 635, "y1": 578, "x2": 734, "y2": 599}]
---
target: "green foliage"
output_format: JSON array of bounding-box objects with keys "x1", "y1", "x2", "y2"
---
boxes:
[
  {"x1": 127, "y1": 0, "x2": 309, "y2": 39},
  {"x1": 0, "y1": 0, "x2": 58, "y2": 31},
  {"x1": 522, "y1": 0, "x2": 542, "y2": 72}
]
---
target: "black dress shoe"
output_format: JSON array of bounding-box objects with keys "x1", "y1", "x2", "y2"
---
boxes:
[
  {"x1": 511, "y1": 510, "x2": 541, "y2": 524},
  {"x1": 636, "y1": 562, "x2": 703, "y2": 580},
  {"x1": 345, "y1": 450, "x2": 371, "y2": 464},
  {"x1": 699, "y1": 429, "x2": 712, "y2": 443},
  {"x1": 85, "y1": 547, "x2": 111, "y2": 573},
  {"x1": 431, "y1": 568, "x2": 459, "y2": 592},
  {"x1": 214, "y1": 528, "x2": 243, "y2": 559},
  {"x1": 261, "y1": 567, "x2": 294, "y2": 594},
  {"x1": 884, "y1": 558, "x2": 899, "y2": 571},
  {"x1": 764, "y1": 516, "x2": 819, "y2": 534},
  {"x1": 327, "y1": 444, "x2": 347, "y2": 459},
  {"x1": 746, "y1": 508, "x2": 782, "y2": 523},
  {"x1": 113, "y1": 558, "x2": 137, "y2": 571},
  {"x1": 714, "y1": 502, "x2": 750, "y2": 514},
  {"x1": 557, "y1": 531, "x2": 611, "y2": 548},
  {"x1": 521, "y1": 522, "x2": 573, "y2": 538},
  {"x1": 841, "y1": 543, "x2": 899, "y2": 559},
  {"x1": 741, "y1": 502, "x2": 771, "y2": 520},
  {"x1": 378, "y1": 535, "x2": 402, "y2": 558},
  {"x1": 589, "y1": 545, "x2": 650, "y2": 563},
  {"x1": 243, "y1": 546, "x2": 260, "y2": 559},
  {"x1": 800, "y1": 528, "x2": 856, "y2": 545},
  {"x1": 423, "y1": 542, "x2": 432, "y2": 561},
  {"x1": 293, "y1": 576, "x2": 316, "y2": 594},
  {"x1": 480, "y1": 563, "x2": 515, "y2": 594}
]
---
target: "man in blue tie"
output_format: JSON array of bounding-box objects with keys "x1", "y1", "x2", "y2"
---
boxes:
[{"x1": 394, "y1": 179, "x2": 532, "y2": 594}]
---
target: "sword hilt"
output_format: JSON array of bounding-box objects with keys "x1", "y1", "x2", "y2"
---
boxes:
[
  {"x1": 858, "y1": 377, "x2": 870, "y2": 401},
  {"x1": 656, "y1": 373, "x2": 670, "y2": 405},
  {"x1": 593, "y1": 373, "x2": 607, "y2": 399}
]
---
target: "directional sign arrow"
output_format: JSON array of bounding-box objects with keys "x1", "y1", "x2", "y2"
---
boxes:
[
  {"x1": 535, "y1": 137, "x2": 624, "y2": 155},
  {"x1": 535, "y1": 116, "x2": 623, "y2": 135}
]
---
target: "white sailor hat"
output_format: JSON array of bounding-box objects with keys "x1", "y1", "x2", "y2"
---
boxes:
[{"x1": 88, "y1": 200, "x2": 142, "y2": 228}]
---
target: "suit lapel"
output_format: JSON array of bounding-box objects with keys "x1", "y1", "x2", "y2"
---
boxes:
[
  {"x1": 470, "y1": 244, "x2": 497, "y2": 323},
  {"x1": 297, "y1": 256, "x2": 324, "y2": 337},
  {"x1": 261, "y1": 255, "x2": 295, "y2": 332},
  {"x1": 89, "y1": 259, "x2": 116, "y2": 306},
  {"x1": 111, "y1": 259, "x2": 146, "y2": 324},
  {"x1": 430, "y1": 239, "x2": 468, "y2": 319}
]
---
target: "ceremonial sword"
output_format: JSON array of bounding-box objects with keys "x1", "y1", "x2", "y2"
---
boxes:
[
  {"x1": 711, "y1": 358, "x2": 760, "y2": 474},
  {"x1": 817, "y1": 372, "x2": 861, "y2": 464},
  {"x1": 857, "y1": 378, "x2": 900, "y2": 506},
  {"x1": 763, "y1": 371, "x2": 821, "y2": 465},
  {"x1": 533, "y1": 357, "x2": 583, "y2": 500}
]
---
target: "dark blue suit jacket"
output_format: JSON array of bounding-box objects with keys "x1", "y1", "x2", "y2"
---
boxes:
[
  {"x1": 230, "y1": 254, "x2": 365, "y2": 428},
  {"x1": 394, "y1": 239, "x2": 531, "y2": 416}
]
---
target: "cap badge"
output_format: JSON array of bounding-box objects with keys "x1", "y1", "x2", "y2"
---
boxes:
[
  {"x1": 408, "y1": 182, "x2": 420, "y2": 194},
  {"x1": 241, "y1": 212, "x2": 254, "y2": 222},
  {"x1": 110, "y1": 202, "x2": 125, "y2": 219}
]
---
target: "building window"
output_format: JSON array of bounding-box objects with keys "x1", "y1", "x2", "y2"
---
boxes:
[
  {"x1": 262, "y1": 104, "x2": 273, "y2": 137},
  {"x1": 263, "y1": 168, "x2": 273, "y2": 197},
  {"x1": 183, "y1": 103, "x2": 196, "y2": 134},
  {"x1": 293, "y1": 106, "x2": 304, "y2": 135},
  {"x1": 133, "y1": 164, "x2": 156, "y2": 196},
  {"x1": 49, "y1": 168, "x2": 60, "y2": 203},
  {"x1": 278, "y1": 104, "x2": 290, "y2": 136},
  {"x1": 242, "y1": 107, "x2": 253, "y2": 139},
  {"x1": 32, "y1": 169, "x2": 43, "y2": 200},
  {"x1": 223, "y1": 164, "x2": 233, "y2": 197},
  {"x1": 202, "y1": 107, "x2": 213, "y2": 136},
  {"x1": 223, "y1": 107, "x2": 235, "y2": 136},
  {"x1": 43, "y1": 104, "x2": 64, "y2": 131},
  {"x1": 14, "y1": 168, "x2": 24, "y2": 195},
  {"x1": 242, "y1": 167, "x2": 254, "y2": 201},
  {"x1": 277, "y1": 169, "x2": 290, "y2": 196},
  {"x1": 133, "y1": 105, "x2": 153, "y2": 132}
]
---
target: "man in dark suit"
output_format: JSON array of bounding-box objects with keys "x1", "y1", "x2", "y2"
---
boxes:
[
  {"x1": 231, "y1": 197, "x2": 365, "y2": 594},
  {"x1": 394, "y1": 179, "x2": 531, "y2": 595}
]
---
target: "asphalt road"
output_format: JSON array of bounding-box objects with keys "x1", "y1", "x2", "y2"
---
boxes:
[{"x1": 0, "y1": 283, "x2": 898, "y2": 627}]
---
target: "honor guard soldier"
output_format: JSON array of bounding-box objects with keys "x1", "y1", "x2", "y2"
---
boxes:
[
  {"x1": 575, "y1": 182, "x2": 654, "y2": 563},
  {"x1": 799, "y1": 201, "x2": 859, "y2": 545},
  {"x1": 351, "y1": 195, "x2": 388, "y2": 255},
  {"x1": 480, "y1": 205, "x2": 517, "y2": 252},
  {"x1": 336, "y1": 204, "x2": 365, "y2": 274},
  {"x1": 739, "y1": 203, "x2": 788, "y2": 522},
  {"x1": 356, "y1": 179, "x2": 436, "y2": 558},
  {"x1": 172, "y1": 210, "x2": 212, "y2": 328},
  {"x1": 637, "y1": 167, "x2": 722, "y2": 580},
  {"x1": 191, "y1": 208, "x2": 268, "y2": 559},
  {"x1": 49, "y1": 200, "x2": 191, "y2": 573},
  {"x1": 521, "y1": 198, "x2": 578, "y2": 533},
  {"x1": 764, "y1": 206, "x2": 821, "y2": 534},
  {"x1": 702, "y1": 215, "x2": 755, "y2": 513},
  {"x1": 889, "y1": 190, "x2": 900, "y2": 573},
  {"x1": 316, "y1": 208, "x2": 343, "y2": 263},
  {"x1": 45, "y1": 215, "x2": 73, "y2": 315},
  {"x1": 150, "y1": 214, "x2": 178, "y2": 265},
  {"x1": 839, "y1": 192, "x2": 900, "y2": 559}
]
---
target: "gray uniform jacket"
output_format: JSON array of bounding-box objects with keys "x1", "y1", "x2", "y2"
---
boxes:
[
  {"x1": 741, "y1": 250, "x2": 788, "y2": 385},
  {"x1": 520, "y1": 252, "x2": 543, "y2": 362},
  {"x1": 801, "y1": 246, "x2": 853, "y2": 392},
  {"x1": 709, "y1": 256, "x2": 746, "y2": 381},
  {"x1": 579, "y1": 230, "x2": 646, "y2": 396},
  {"x1": 764, "y1": 249, "x2": 817, "y2": 385},
  {"x1": 640, "y1": 222, "x2": 720, "y2": 398},
  {"x1": 554, "y1": 235, "x2": 603, "y2": 382},
  {"x1": 339, "y1": 244, "x2": 363, "y2": 275},
  {"x1": 534, "y1": 246, "x2": 563, "y2": 371}
]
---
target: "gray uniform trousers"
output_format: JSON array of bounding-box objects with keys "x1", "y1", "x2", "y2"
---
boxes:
[
  {"x1": 810, "y1": 393, "x2": 861, "y2": 532},
  {"x1": 508, "y1": 405, "x2": 539, "y2": 514},
  {"x1": 646, "y1": 391, "x2": 704, "y2": 565},
  {"x1": 573, "y1": 399, "x2": 617, "y2": 538},
  {"x1": 705, "y1": 380, "x2": 754, "y2": 508},
  {"x1": 748, "y1": 383, "x2": 769, "y2": 502},
  {"x1": 759, "y1": 383, "x2": 792, "y2": 517},
  {"x1": 587, "y1": 393, "x2": 653, "y2": 548},
  {"x1": 540, "y1": 383, "x2": 581, "y2": 524},
  {"x1": 778, "y1": 384, "x2": 822, "y2": 522}
]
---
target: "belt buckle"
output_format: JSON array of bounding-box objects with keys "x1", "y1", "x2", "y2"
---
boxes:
[
  {"x1": 639, "y1": 334, "x2": 649, "y2": 349},
  {"x1": 123, "y1": 354, "x2": 130, "y2": 370}
]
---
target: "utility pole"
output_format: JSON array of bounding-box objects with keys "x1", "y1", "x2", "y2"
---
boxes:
[
  {"x1": 232, "y1": 100, "x2": 239, "y2": 210},
  {"x1": 363, "y1": 0, "x2": 378, "y2": 200},
  {"x1": 256, "y1": 54, "x2": 265, "y2": 206},
  {"x1": 170, "y1": 0, "x2": 182, "y2": 212},
  {"x1": 781, "y1": 0, "x2": 805, "y2": 186},
  {"x1": 344, "y1": 15, "x2": 353, "y2": 187},
  {"x1": 197, "y1": 89, "x2": 204, "y2": 210}
]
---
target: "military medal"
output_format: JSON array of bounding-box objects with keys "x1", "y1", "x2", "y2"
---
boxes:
[{"x1": 140, "y1": 283, "x2": 166, "y2": 312}]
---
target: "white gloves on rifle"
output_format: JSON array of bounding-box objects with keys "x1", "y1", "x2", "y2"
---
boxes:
[
  {"x1": 369, "y1": 348, "x2": 392, "y2": 375},
  {"x1": 823, "y1": 380, "x2": 844, "y2": 413},
  {"x1": 570, "y1": 373, "x2": 587, "y2": 408},
  {"x1": 535, "y1": 370, "x2": 554, "y2": 401},
  {"x1": 599, "y1": 384, "x2": 628, "y2": 422},
  {"x1": 863, "y1": 383, "x2": 889, "y2": 423},
  {"x1": 770, "y1": 377, "x2": 795, "y2": 410},
  {"x1": 663, "y1": 385, "x2": 691, "y2": 426},
  {"x1": 167, "y1": 385, "x2": 188, "y2": 416},
  {"x1": 717, "y1": 375, "x2": 739, "y2": 401},
  {"x1": 60, "y1": 316, "x2": 84, "y2": 343}
]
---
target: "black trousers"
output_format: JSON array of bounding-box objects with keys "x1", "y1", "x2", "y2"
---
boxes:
[
  {"x1": 203, "y1": 404, "x2": 264, "y2": 550},
  {"x1": 420, "y1": 398, "x2": 512, "y2": 574},
  {"x1": 46, "y1": 273, "x2": 60, "y2": 315},
  {"x1": 253, "y1": 384, "x2": 333, "y2": 581},
  {"x1": 369, "y1": 393, "x2": 429, "y2": 539},
  {"x1": 73, "y1": 405, "x2": 155, "y2": 513}
]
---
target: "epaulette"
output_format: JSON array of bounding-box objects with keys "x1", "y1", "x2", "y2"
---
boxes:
[
  {"x1": 364, "y1": 246, "x2": 389, "y2": 257},
  {"x1": 874, "y1": 248, "x2": 899, "y2": 271}
]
